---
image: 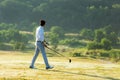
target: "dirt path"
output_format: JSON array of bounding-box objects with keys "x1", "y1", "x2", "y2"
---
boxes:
[{"x1": 0, "y1": 52, "x2": 120, "y2": 80}]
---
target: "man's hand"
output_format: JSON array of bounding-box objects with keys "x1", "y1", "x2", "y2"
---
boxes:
[
  {"x1": 44, "y1": 43, "x2": 48, "y2": 47},
  {"x1": 42, "y1": 42, "x2": 48, "y2": 47},
  {"x1": 45, "y1": 42, "x2": 49, "y2": 45},
  {"x1": 44, "y1": 40, "x2": 49, "y2": 45}
]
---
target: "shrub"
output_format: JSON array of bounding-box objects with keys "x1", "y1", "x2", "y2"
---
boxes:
[
  {"x1": 73, "y1": 52, "x2": 81, "y2": 57},
  {"x1": 87, "y1": 42, "x2": 102, "y2": 50},
  {"x1": 13, "y1": 42, "x2": 26, "y2": 50},
  {"x1": 87, "y1": 38, "x2": 112, "y2": 50},
  {"x1": 101, "y1": 38, "x2": 112, "y2": 50},
  {"x1": 109, "y1": 51, "x2": 120, "y2": 62},
  {"x1": 94, "y1": 29, "x2": 105, "y2": 42},
  {"x1": 71, "y1": 49, "x2": 83, "y2": 57},
  {"x1": 100, "y1": 52, "x2": 109, "y2": 57},
  {"x1": 0, "y1": 43, "x2": 12, "y2": 50},
  {"x1": 59, "y1": 38, "x2": 81, "y2": 47},
  {"x1": 80, "y1": 28, "x2": 94, "y2": 40}
]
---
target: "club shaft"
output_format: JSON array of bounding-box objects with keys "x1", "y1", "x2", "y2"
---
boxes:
[{"x1": 45, "y1": 46, "x2": 69, "y2": 59}]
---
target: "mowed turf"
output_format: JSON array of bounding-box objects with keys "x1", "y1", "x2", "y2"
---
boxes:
[{"x1": 0, "y1": 51, "x2": 120, "y2": 80}]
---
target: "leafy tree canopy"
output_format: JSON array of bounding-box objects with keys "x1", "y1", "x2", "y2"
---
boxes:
[{"x1": 0, "y1": 0, "x2": 119, "y2": 32}]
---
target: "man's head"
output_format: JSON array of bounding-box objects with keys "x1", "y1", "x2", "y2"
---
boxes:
[{"x1": 40, "y1": 20, "x2": 46, "y2": 26}]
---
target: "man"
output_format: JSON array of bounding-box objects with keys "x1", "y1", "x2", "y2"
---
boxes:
[{"x1": 29, "y1": 20, "x2": 53, "y2": 69}]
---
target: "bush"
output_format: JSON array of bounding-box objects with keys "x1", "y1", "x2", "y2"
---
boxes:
[
  {"x1": 87, "y1": 38, "x2": 112, "y2": 50},
  {"x1": 80, "y1": 28, "x2": 94, "y2": 40},
  {"x1": 0, "y1": 43, "x2": 7, "y2": 50},
  {"x1": 87, "y1": 42, "x2": 102, "y2": 50},
  {"x1": 13, "y1": 42, "x2": 26, "y2": 50},
  {"x1": 49, "y1": 26, "x2": 64, "y2": 49},
  {"x1": 94, "y1": 29, "x2": 105, "y2": 42},
  {"x1": 109, "y1": 51, "x2": 120, "y2": 62},
  {"x1": 71, "y1": 49, "x2": 83, "y2": 57},
  {"x1": 101, "y1": 38, "x2": 112, "y2": 50},
  {"x1": 59, "y1": 38, "x2": 82, "y2": 47},
  {"x1": 73, "y1": 52, "x2": 81, "y2": 57},
  {"x1": 0, "y1": 43, "x2": 12, "y2": 50},
  {"x1": 100, "y1": 52, "x2": 109, "y2": 57}
]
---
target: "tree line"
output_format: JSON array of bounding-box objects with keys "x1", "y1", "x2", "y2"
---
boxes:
[
  {"x1": 0, "y1": 0, "x2": 120, "y2": 32},
  {"x1": 46, "y1": 25, "x2": 119, "y2": 50},
  {"x1": 0, "y1": 23, "x2": 119, "y2": 51}
]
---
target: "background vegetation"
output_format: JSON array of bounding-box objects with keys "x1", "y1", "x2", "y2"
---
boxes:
[{"x1": 0, "y1": 0, "x2": 120, "y2": 32}]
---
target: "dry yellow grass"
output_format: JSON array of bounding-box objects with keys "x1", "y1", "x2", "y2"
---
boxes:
[{"x1": 0, "y1": 51, "x2": 120, "y2": 80}]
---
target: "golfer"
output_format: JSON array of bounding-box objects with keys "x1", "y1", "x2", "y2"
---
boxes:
[{"x1": 29, "y1": 20, "x2": 53, "y2": 69}]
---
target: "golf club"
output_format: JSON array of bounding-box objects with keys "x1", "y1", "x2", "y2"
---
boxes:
[{"x1": 45, "y1": 46, "x2": 71, "y2": 63}]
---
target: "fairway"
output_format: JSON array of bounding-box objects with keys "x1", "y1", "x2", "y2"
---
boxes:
[{"x1": 0, "y1": 51, "x2": 120, "y2": 80}]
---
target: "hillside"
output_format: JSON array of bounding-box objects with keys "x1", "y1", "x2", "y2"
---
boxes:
[{"x1": 0, "y1": 0, "x2": 120, "y2": 32}]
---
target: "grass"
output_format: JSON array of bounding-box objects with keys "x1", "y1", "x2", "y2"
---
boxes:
[{"x1": 0, "y1": 50, "x2": 120, "y2": 80}]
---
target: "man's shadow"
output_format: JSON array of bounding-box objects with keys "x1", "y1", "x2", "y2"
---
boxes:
[{"x1": 38, "y1": 68, "x2": 119, "y2": 80}]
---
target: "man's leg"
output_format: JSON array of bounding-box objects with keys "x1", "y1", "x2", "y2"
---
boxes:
[
  {"x1": 30, "y1": 46, "x2": 39, "y2": 68},
  {"x1": 38, "y1": 42, "x2": 50, "y2": 68}
]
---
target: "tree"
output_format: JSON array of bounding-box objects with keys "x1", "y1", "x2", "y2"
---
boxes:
[
  {"x1": 101, "y1": 38, "x2": 112, "y2": 50},
  {"x1": 0, "y1": 0, "x2": 120, "y2": 32},
  {"x1": 49, "y1": 26, "x2": 64, "y2": 49},
  {"x1": 80, "y1": 28, "x2": 94, "y2": 40},
  {"x1": 49, "y1": 32, "x2": 59, "y2": 49},
  {"x1": 0, "y1": 0, "x2": 32, "y2": 23},
  {"x1": 60, "y1": 38, "x2": 80, "y2": 47},
  {"x1": 87, "y1": 25, "x2": 118, "y2": 50},
  {"x1": 0, "y1": 28, "x2": 29, "y2": 50},
  {"x1": 12, "y1": 42, "x2": 26, "y2": 50},
  {"x1": 50, "y1": 26, "x2": 64, "y2": 39},
  {"x1": 94, "y1": 29, "x2": 105, "y2": 42},
  {"x1": 103, "y1": 25, "x2": 113, "y2": 34},
  {"x1": 103, "y1": 25, "x2": 119, "y2": 46},
  {"x1": 87, "y1": 42, "x2": 102, "y2": 50}
]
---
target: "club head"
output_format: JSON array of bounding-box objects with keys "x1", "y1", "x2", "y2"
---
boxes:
[{"x1": 69, "y1": 59, "x2": 71, "y2": 63}]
